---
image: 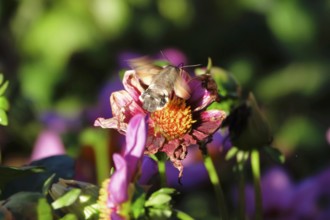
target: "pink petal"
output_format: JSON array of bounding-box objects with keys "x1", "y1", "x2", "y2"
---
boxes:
[
  {"x1": 30, "y1": 130, "x2": 66, "y2": 162},
  {"x1": 122, "y1": 70, "x2": 145, "y2": 102},
  {"x1": 145, "y1": 128, "x2": 166, "y2": 154},
  {"x1": 188, "y1": 78, "x2": 216, "y2": 111},
  {"x1": 110, "y1": 90, "x2": 145, "y2": 122},
  {"x1": 192, "y1": 110, "x2": 226, "y2": 141},
  {"x1": 123, "y1": 114, "x2": 147, "y2": 180},
  {"x1": 94, "y1": 117, "x2": 127, "y2": 132},
  {"x1": 109, "y1": 154, "x2": 128, "y2": 205},
  {"x1": 95, "y1": 90, "x2": 145, "y2": 133}
]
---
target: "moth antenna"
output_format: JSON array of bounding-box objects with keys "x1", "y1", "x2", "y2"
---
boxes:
[{"x1": 182, "y1": 64, "x2": 202, "y2": 69}]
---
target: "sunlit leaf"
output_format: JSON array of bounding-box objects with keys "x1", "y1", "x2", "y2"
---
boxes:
[
  {"x1": 42, "y1": 173, "x2": 56, "y2": 196},
  {"x1": 145, "y1": 188, "x2": 175, "y2": 207},
  {"x1": 0, "y1": 80, "x2": 9, "y2": 96},
  {"x1": 225, "y1": 146, "x2": 239, "y2": 160},
  {"x1": 0, "y1": 109, "x2": 8, "y2": 126},
  {"x1": 60, "y1": 213, "x2": 78, "y2": 220},
  {"x1": 131, "y1": 193, "x2": 146, "y2": 219},
  {"x1": 0, "y1": 97, "x2": 10, "y2": 111},
  {"x1": 37, "y1": 198, "x2": 53, "y2": 220},
  {"x1": 51, "y1": 188, "x2": 81, "y2": 210}
]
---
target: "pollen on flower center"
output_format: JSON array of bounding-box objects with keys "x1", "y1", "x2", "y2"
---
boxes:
[
  {"x1": 98, "y1": 178, "x2": 111, "y2": 220},
  {"x1": 151, "y1": 97, "x2": 196, "y2": 140}
]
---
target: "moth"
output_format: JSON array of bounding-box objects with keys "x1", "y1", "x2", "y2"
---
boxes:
[{"x1": 129, "y1": 56, "x2": 191, "y2": 112}]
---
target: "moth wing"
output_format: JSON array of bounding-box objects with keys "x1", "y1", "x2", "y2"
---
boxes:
[
  {"x1": 173, "y1": 74, "x2": 191, "y2": 100},
  {"x1": 128, "y1": 56, "x2": 162, "y2": 85}
]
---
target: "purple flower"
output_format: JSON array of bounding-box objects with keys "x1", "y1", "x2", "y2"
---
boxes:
[{"x1": 98, "y1": 114, "x2": 147, "y2": 220}]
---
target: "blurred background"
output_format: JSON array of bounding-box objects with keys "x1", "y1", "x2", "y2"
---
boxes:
[{"x1": 0, "y1": 0, "x2": 329, "y2": 218}]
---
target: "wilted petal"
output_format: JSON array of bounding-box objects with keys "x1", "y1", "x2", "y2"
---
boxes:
[
  {"x1": 192, "y1": 110, "x2": 226, "y2": 141},
  {"x1": 122, "y1": 70, "x2": 145, "y2": 102},
  {"x1": 108, "y1": 154, "x2": 128, "y2": 206},
  {"x1": 188, "y1": 77, "x2": 217, "y2": 111},
  {"x1": 123, "y1": 114, "x2": 147, "y2": 180},
  {"x1": 110, "y1": 90, "x2": 145, "y2": 121},
  {"x1": 145, "y1": 129, "x2": 166, "y2": 154},
  {"x1": 94, "y1": 117, "x2": 126, "y2": 131}
]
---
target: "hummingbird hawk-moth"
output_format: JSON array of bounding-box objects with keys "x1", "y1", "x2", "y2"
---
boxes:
[{"x1": 128, "y1": 56, "x2": 191, "y2": 112}]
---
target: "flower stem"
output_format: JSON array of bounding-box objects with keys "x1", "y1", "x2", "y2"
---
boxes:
[
  {"x1": 157, "y1": 153, "x2": 167, "y2": 187},
  {"x1": 202, "y1": 145, "x2": 228, "y2": 220},
  {"x1": 251, "y1": 149, "x2": 262, "y2": 220}
]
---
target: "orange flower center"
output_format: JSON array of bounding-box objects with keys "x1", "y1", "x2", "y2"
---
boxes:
[{"x1": 151, "y1": 97, "x2": 196, "y2": 140}]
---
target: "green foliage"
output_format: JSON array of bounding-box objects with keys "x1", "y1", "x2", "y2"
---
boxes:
[
  {"x1": 145, "y1": 188, "x2": 176, "y2": 219},
  {"x1": 0, "y1": 74, "x2": 9, "y2": 126},
  {"x1": 37, "y1": 198, "x2": 53, "y2": 220},
  {"x1": 51, "y1": 188, "x2": 82, "y2": 210}
]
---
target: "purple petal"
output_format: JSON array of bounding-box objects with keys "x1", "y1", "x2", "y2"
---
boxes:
[
  {"x1": 188, "y1": 78, "x2": 216, "y2": 111},
  {"x1": 123, "y1": 114, "x2": 148, "y2": 180},
  {"x1": 192, "y1": 110, "x2": 226, "y2": 140},
  {"x1": 110, "y1": 212, "x2": 125, "y2": 220},
  {"x1": 138, "y1": 156, "x2": 159, "y2": 185},
  {"x1": 108, "y1": 154, "x2": 129, "y2": 205}
]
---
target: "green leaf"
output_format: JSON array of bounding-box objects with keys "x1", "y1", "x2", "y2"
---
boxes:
[
  {"x1": 0, "y1": 97, "x2": 9, "y2": 111},
  {"x1": 42, "y1": 173, "x2": 56, "y2": 196},
  {"x1": 264, "y1": 146, "x2": 285, "y2": 164},
  {"x1": 131, "y1": 193, "x2": 146, "y2": 219},
  {"x1": 37, "y1": 198, "x2": 53, "y2": 220},
  {"x1": 51, "y1": 188, "x2": 81, "y2": 209},
  {"x1": 0, "y1": 80, "x2": 9, "y2": 96},
  {"x1": 0, "y1": 74, "x2": 3, "y2": 85},
  {"x1": 145, "y1": 188, "x2": 175, "y2": 207},
  {"x1": 145, "y1": 194, "x2": 171, "y2": 207},
  {"x1": 60, "y1": 213, "x2": 78, "y2": 220},
  {"x1": 0, "y1": 165, "x2": 45, "y2": 190},
  {"x1": 148, "y1": 207, "x2": 172, "y2": 219},
  {"x1": 0, "y1": 109, "x2": 8, "y2": 126},
  {"x1": 225, "y1": 146, "x2": 239, "y2": 160}
]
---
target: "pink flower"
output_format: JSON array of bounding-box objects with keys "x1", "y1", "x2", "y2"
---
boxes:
[
  {"x1": 30, "y1": 129, "x2": 66, "y2": 162},
  {"x1": 98, "y1": 114, "x2": 147, "y2": 220},
  {"x1": 95, "y1": 65, "x2": 226, "y2": 178}
]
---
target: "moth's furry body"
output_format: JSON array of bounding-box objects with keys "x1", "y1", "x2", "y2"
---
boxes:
[{"x1": 129, "y1": 57, "x2": 191, "y2": 112}]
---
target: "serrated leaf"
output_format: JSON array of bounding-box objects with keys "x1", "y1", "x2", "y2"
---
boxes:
[
  {"x1": 51, "y1": 188, "x2": 81, "y2": 209},
  {"x1": 0, "y1": 109, "x2": 8, "y2": 126},
  {"x1": 0, "y1": 80, "x2": 9, "y2": 96},
  {"x1": 225, "y1": 146, "x2": 239, "y2": 160},
  {"x1": 0, "y1": 97, "x2": 9, "y2": 111},
  {"x1": 264, "y1": 146, "x2": 285, "y2": 163},
  {"x1": 37, "y1": 198, "x2": 53, "y2": 220}
]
